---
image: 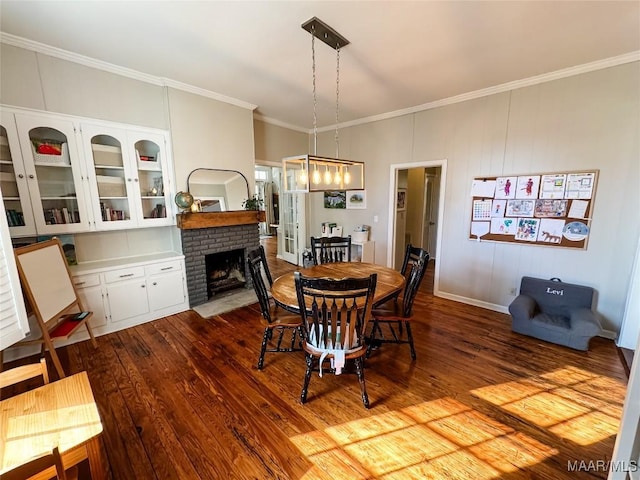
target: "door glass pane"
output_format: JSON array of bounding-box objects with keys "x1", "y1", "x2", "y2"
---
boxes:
[
  {"x1": 0, "y1": 125, "x2": 26, "y2": 227},
  {"x1": 91, "y1": 135, "x2": 130, "y2": 222},
  {"x1": 135, "y1": 139, "x2": 166, "y2": 219},
  {"x1": 29, "y1": 127, "x2": 82, "y2": 225},
  {"x1": 281, "y1": 190, "x2": 298, "y2": 262}
]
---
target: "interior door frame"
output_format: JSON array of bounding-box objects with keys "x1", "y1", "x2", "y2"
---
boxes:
[{"x1": 387, "y1": 159, "x2": 447, "y2": 295}]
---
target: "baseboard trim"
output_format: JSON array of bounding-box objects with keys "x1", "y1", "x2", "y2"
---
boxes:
[
  {"x1": 435, "y1": 291, "x2": 509, "y2": 314},
  {"x1": 435, "y1": 290, "x2": 618, "y2": 341}
]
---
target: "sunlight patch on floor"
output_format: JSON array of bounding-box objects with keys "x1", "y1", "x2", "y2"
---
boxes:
[
  {"x1": 290, "y1": 396, "x2": 557, "y2": 479},
  {"x1": 471, "y1": 366, "x2": 623, "y2": 445}
]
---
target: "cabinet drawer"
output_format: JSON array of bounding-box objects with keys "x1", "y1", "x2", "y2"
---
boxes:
[
  {"x1": 105, "y1": 266, "x2": 145, "y2": 283},
  {"x1": 72, "y1": 273, "x2": 101, "y2": 289},
  {"x1": 145, "y1": 260, "x2": 182, "y2": 276}
]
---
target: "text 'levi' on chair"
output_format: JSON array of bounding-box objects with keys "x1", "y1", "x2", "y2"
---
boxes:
[
  {"x1": 310, "y1": 235, "x2": 351, "y2": 264},
  {"x1": 12, "y1": 238, "x2": 97, "y2": 379},
  {"x1": 367, "y1": 248, "x2": 429, "y2": 360},
  {"x1": 294, "y1": 272, "x2": 377, "y2": 408},
  {"x1": 247, "y1": 246, "x2": 302, "y2": 370}
]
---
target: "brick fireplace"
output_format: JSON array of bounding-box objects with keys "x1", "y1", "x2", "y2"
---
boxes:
[{"x1": 178, "y1": 212, "x2": 263, "y2": 307}]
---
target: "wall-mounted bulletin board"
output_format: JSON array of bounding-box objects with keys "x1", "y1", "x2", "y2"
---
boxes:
[{"x1": 469, "y1": 170, "x2": 598, "y2": 249}]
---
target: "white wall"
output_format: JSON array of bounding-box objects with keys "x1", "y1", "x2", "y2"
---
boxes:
[
  {"x1": 168, "y1": 88, "x2": 255, "y2": 193},
  {"x1": 253, "y1": 119, "x2": 307, "y2": 162},
  {"x1": 309, "y1": 62, "x2": 639, "y2": 333}
]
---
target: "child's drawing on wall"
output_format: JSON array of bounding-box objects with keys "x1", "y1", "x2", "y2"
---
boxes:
[
  {"x1": 516, "y1": 175, "x2": 540, "y2": 199},
  {"x1": 495, "y1": 176, "x2": 517, "y2": 199}
]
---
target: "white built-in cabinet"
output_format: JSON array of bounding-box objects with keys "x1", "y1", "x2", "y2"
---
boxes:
[
  {"x1": 80, "y1": 123, "x2": 173, "y2": 230},
  {"x1": 69, "y1": 256, "x2": 188, "y2": 343},
  {"x1": 1, "y1": 111, "x2": 37, "y2": 236},
  {"x1": 1, "y1": 106, "x2": 174, "y2": 237}
]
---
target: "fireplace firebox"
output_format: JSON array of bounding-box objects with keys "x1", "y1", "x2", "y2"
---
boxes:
[{"x1": 205, "y1": 248, "x2": 246, "y2": 298}]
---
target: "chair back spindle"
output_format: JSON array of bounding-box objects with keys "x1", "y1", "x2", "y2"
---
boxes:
[{"x1": 295, "y1": 273, "x2": 376, "y2": 370}]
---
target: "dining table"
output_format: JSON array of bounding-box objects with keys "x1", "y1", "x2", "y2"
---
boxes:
[
  {"x1": 271, "y1": 262, "x2": 406, "y2": 314},
  {"x1": 0, "y1": 371, "x2": 108, "y2": 480}
]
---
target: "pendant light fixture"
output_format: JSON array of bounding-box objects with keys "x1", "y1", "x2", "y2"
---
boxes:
[{"x1": 283, "y1": 17, "x2": 365, "y2": 192}]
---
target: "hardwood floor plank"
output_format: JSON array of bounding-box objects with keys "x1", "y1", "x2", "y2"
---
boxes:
[
  {"x1": 3, "y1": 237, "x2": 627, "y2": 479},
  {"x1": 107, "y1": 329, "x2": 202, "y2": 479}
]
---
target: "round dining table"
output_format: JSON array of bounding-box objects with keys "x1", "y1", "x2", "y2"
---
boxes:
[{"x1": 271, "y1": 262, "x2": 406, "y2": 314}]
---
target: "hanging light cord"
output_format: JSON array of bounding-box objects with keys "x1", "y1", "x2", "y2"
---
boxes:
[
  {"x1": 312, "y1": 26, "x2": 317, "y2": 156},
  {"x1": 335, "y1": 45, "x2": 340, "y2": 158}
]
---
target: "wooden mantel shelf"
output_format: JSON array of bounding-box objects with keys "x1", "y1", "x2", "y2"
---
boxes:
[{"x1": 177, "y1": 210, "x2": 266, "y2": 230}]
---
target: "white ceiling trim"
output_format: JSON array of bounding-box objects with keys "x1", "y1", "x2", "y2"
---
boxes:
[
  {"x1": 2, "y1": 32, "x2": 637, "y2": 133},
  {"x1": 0, "y1": 32, "x2": 257, "y2": 112},
  {"x1": 252, "y1": 114, "x2": 308, "y2": 134},
  {"x1": 313, "y1": 51, "x2": 640, "y2": 133}
]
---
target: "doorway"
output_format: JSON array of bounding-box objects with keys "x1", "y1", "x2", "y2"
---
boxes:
[{"x1": 387, "y1": 160, "x2": 447, "y2": 295}]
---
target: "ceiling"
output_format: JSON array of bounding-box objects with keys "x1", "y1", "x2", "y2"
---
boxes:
[{"x1": 1, "y1": 1, "x2": 638, "y2": 131}]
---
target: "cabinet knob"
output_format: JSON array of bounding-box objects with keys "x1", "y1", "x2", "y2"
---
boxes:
[
  {"x1": 134, "y1": 178, "x2": 139, "y2": 183},
  {"x1": 127, "y1": 178, "x2": 132, "y2": 182},
  {"x1": 141, "y1": 284, "x2": 146, "y2": 288},
  {"x1": 152, "y1": 282, "x2": 157, "y2": 286},
  {"x1": 28, "y1": 174, "x2": 34, "y2": 179},
  {"x1": 18, "y1": 173, "x2": 24, "y2": 179}
]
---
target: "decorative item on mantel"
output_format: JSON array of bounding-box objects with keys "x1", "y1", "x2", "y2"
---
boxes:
[
  {"x1": 282, "y1": 17, "x2": 365, "y2": 193},
  {"x1": 242, "y1": 195, "x2": 264, "y2": 211},
  {"x1": 174, "y1": 191, "x2": 194, "y2": 211}
]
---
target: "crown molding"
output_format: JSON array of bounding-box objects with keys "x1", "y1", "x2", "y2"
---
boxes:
[
  {"x1": 3, "y1": 32, "x2": 637, "y2": 132},
  {"x1": 252, "y1": 114, "x2": 308, "y2": 133},
  {"x1": 316, "y1": 51, "x2": 640, "y2": 132},
  {"x1": 161, "y1": 78, "x2": 256, "y2": 111},
  {"x1": 0, "y1": 32, "x2": 257, "y2": 111}
]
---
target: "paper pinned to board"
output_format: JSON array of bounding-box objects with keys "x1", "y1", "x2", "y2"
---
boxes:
[
  {"x1": 471, "y1": 221, "x2": 490, "y2": 241},
  {"x1": 471, "y1": 179, "x2": 496, "y2": 198},
  {"x1": 568, "y1": 199, "x2": 589, "y2": 219}
]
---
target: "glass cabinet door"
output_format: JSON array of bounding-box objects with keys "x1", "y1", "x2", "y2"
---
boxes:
[
  {"x1": 15, "y1": 114, "x2": 91, "y2": 234},
  {"x1": 128, "y1": 131, "x2": 173, "y2": 226},
  {"x1": 80, "y1": 124, "x2": 138, "y2": 230},
  {"x1": 0, "y1": 112, "x2": 36, "y2": 236}
]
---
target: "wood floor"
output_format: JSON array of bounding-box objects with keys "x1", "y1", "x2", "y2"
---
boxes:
[{"x1": 6, "y1": 237, "x2": 628, "y2": 479}]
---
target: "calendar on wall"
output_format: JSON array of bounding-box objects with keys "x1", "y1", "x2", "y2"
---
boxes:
[{"x1": 469, "y1": 170, "x2": 598, "y2": 250}]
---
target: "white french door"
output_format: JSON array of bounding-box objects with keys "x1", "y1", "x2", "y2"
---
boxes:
[{"x1": 281, "y1": 191, "x2": 301, "y2": 264}]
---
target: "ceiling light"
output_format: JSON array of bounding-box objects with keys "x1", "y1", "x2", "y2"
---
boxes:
[{"x1": 283, "y1": 17, "x2": 365, "y2": 192}]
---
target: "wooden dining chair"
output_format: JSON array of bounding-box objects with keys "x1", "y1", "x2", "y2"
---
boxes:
[
  {"x1": 294, "y1": 272, "x2": 377, "y2": 408},
  {"x1": 247, "y1": 247, "x2": 302, "y2": 370},
  {"x1": 2, "y1": 446, "x2": 67, "y2": 480},
  {"x1": 310, "y1": 235, "x2": 352, "y2": 264},
  {"x1": 0, "y1": 357, "x2": 49, "y2": 392},
  {"x1": 375, "y1": 243, "x2": 425, "y2": 307},
  {"x1": 367, "y1": 249, "x2": 429, "y2": 360}
]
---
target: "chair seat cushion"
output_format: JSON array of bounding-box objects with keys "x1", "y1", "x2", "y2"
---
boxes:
[{"x1": 531, "y1": 313, "x2": 571, "y2": 331}]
